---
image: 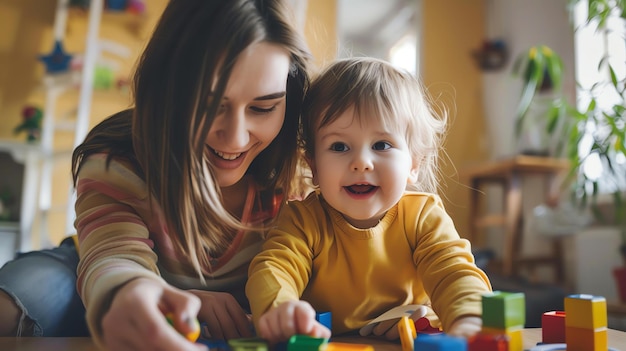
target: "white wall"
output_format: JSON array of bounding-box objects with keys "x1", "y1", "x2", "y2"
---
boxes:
[
  {"x1": 482, "y1": 0, "x2": 576, "y2": 158},
  {"x1": 483, "y1": 1, "x2": 625, "y2": 300}
]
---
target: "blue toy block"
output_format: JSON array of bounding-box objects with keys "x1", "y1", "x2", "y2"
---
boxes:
[
  {"x1": 413, "y1": 333, "x2": 467, "y2": 351},
  {"x1": 316, "y1": 311, "x2": 332, "y2": 331},
  {"x1": 196, "y1": 338, "x2": 229, "y2": 350}
]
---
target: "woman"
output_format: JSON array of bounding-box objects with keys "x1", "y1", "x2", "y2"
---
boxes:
[{"x1": 0, "y1": 1, "x2": 310, "y2": 350}]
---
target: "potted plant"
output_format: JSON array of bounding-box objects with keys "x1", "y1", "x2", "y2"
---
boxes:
[
  {"x1": 513, "y1": 0, "x2": 626, "y2": 301},
  {"x1": 512, "y1": 45, "x2": 569, "y2": 157}
]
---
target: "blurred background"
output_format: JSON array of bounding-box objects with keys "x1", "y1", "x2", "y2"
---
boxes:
[{"x1": 1, "y1": 0, "x2": 625, "y2": 329}]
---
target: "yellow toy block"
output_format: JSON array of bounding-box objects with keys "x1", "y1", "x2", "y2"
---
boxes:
[
  {"x1": 398, "y1": 316, "x2": 416, "y2": 351},
  {"x1": 481, "y1": 326, "x2": 522, "y2": 351},
  {"x1": 565, "y1": 325, "x2": 608, "y2": 351},
  {"x1": 323, "y1": 342, "x2": 374, "y2": 351},
  {"x1": 564, "y1": 294, "x2": 607, "y2": 329}
]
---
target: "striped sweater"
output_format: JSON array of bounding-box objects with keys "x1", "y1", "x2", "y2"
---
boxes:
[{"x1": 74, "y1": 154, "x2": 277, "y2": 344}]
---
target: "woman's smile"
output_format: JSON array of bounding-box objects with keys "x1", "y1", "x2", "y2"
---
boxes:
[{"x1": 206, "y1": 146, "x2": 248, "y2": 170}]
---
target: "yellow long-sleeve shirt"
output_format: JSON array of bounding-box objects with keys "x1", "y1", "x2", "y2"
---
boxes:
[{"x1": 246, "y1": 191, "x2": 491, "y2": 334}]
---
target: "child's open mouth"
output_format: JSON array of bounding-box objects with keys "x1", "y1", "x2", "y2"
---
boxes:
[{"x1": 345, "y1": 184, "x2": 378, "y2": 194}]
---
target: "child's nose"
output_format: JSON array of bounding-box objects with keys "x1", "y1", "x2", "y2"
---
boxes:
[{"x1": 351, "y1": 151, "x2": 374, "y2": 171}]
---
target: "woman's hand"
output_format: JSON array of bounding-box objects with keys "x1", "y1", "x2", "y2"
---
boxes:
[
  {"x1": 101, "y1": 278, "x2": 207, "y2": 351},
  {"x1": 447, "y1": 316, "x2": 482, "y2": 338},
  {"x1": 257, "y1": 300, "x2": 331, "y2": 344},
  {"x1": 188, "y1": 290, "x2": 254, "y2": 340}
]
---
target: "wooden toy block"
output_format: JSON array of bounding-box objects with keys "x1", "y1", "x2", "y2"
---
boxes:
[
  {"x1": 398, "y1": 316, "x2": 417, "y2": 351},
  {"x1": 413, "y1": 333, "x2": 467, "y2": 351},
  {"x1": 565, "y1": 325, "x2": 608, "y2": 351},
  {"x1": 541, "y1": 311, "x2": 566, "y2": 344},
  {"x1": 286, "y1": 334, "x2": 328, "y2": 351},
  {"x1": 323, "y1": 342, "x2": 374, "y2": 351},
  {"x1": 228, "y1": 337, "x2": 269, "y2": 351},
  {"x1": 468, "y1": 333, "x2": 508, "y2": 351},
  {"x1": 316, "y1": 311, "x2": 332, "y2": 331},
  {"x1": 481, "y1": 326, "x2": 522, "y2": 351},
  {"x1": 481, "y1": 291, "x2": 525, "y2": 329},
  {"x1": 564, "y1": 294, "x2": 607, "y2": 329}
]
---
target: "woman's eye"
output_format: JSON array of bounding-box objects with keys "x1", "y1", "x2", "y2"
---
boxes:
[
  {"x1": 250, "y1": 105, "x2": 277, "y2": 114},
  {"x1": 373, "y1": 141, "x2": 392, "y2": 151},
  {"x1": 330, "y1": 142, "x2": 349, "y2": 152}
]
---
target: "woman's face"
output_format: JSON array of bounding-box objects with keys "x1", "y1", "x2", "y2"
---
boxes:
[{"x1": 205, "y1": 42, "x2": 291, "y2": 187}]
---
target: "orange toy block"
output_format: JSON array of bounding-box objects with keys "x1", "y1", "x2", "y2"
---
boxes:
[
  {"x1": 165, "y1": 313, "x2": 200, "y2": 342},
  {"x1": 542, "y1": 311, "x2": 566, "y2": 344},
  {"x1": 564, "y1": 294, "x2": 607, "y2": 329},
  {"x1": 398, "y1": 316, "x2": 416, "y2": 351},
  {"x1": 323, "y1": 342, "x2": 374, "y2": 351},
  {"x1": 565, "y1": 325, "x2": 608, "y2": 351}
]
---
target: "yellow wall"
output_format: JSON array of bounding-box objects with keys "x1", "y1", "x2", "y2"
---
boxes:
[
  {"x1": 421, "y1": 0, "x2": 488, "y2": 239},
  {"x1": 1, "y1": 0, "x2": 486, "y2": 246},
  {"x1": 0, "y1": 0, "x2": 168, "y2": 246},
  {"x1": 304, "y1": 0, "x2": 337, "y2": 70},
  {"x1": 0, "y1": 0, "x2": 338, "y2": 247}
]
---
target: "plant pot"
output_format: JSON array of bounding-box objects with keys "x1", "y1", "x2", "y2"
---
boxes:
[{"x1": 613, "y1": 266, "x2": 626, "y2": 303}]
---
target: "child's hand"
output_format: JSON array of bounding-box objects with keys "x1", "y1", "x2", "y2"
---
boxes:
[
  {"x1": 367, "y1": 305, "x2": 428, "y2": 340},
  {"x1": 188, "y1": 290, "x2": 253, "y2": 340},
  {"x1": 101, "y1": 277, "x2": 207, "y2": 351},
  {"x1": 256, "y1": 300, "x2": 331, "y2": 343},
  {"x1": 447, "y1": 316, "x2": 482, "y2": 338}
]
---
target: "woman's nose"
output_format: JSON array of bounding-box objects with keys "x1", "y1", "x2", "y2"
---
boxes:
[{"x1": 215, "y1": 108, "x2": 250, "y2": 149}]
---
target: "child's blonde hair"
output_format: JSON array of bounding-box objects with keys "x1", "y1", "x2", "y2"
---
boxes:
[{"x1": 301, "y1": 57, "x2": 447, "y2": 193}]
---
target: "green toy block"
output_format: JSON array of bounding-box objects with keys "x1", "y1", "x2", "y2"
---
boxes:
[
  {"x1": 287, "y1": 334, "x2": 329, "y2": 351},
  {"x1": 481, "y1": 291, "x2": 525, "y2": 329},
  {"x1": 228, "y1": 337, "x2": 269, "y2": 351}
]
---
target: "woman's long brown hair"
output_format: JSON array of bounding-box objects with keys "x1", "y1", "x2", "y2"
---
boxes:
[{"x1": 72, "y1": 0, "x2": 310, "y2": 279}]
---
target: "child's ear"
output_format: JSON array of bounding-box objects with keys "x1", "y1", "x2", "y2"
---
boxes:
[
  {"x1": 408, "y1": 159, "x2": 419, "y2": 184},
  {"x1": 306, "y1": 156, "x2": 319, "y2": 186}
]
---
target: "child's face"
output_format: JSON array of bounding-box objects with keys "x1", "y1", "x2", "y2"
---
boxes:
[
  {"x1": 204, "y1": 42, "x2": 291, "y2": 188},
  {"x1": 310, "y1": 107, "x2": 419, "y2": 228}
]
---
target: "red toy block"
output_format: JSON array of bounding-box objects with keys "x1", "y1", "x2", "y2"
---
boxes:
[
  {"x1": 542, "y1": 311, "x2": 566, "y2": 344},
  {"x1": 414, "y1": 317, "x2": 442, "y2": 334},
  {"x1": 468, "y1": 333, "x2": 508, "y2": 351}
]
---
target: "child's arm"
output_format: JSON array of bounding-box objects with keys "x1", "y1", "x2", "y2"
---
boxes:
[{"x1": 256, "y1": 300, "x2": 331, "y2": 343}]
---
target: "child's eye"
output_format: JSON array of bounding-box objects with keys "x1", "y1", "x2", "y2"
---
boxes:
[
  {"x1": 373, "y1": 141, "x2": 392, "y2": 151},
  {"x1": 250, "y1": 105, "x2": 277, "y2": 114},
  {"x1": 330, "y1": 142, "x2": 349, "y2": 152}
]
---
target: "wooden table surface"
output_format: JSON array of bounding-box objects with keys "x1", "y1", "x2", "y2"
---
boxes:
[{"x1": 0, "y1": 328, "x2": 624, "y2": 350}]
